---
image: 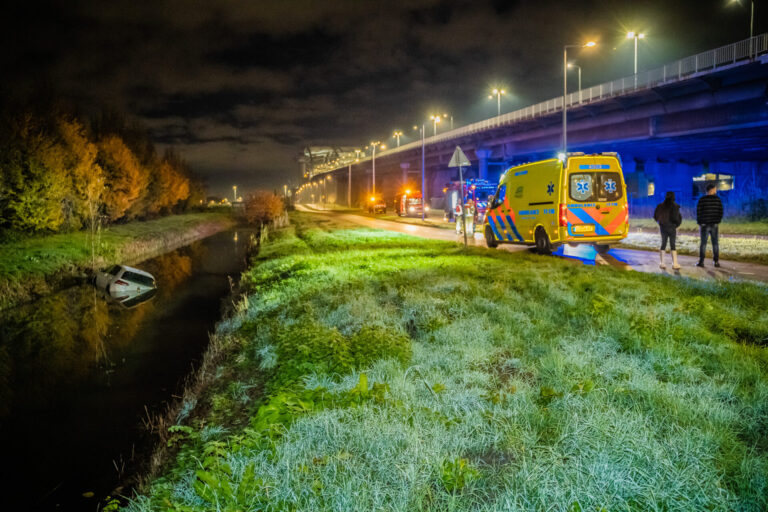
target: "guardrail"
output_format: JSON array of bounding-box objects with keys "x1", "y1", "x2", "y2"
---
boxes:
[{"x1": 309, "y1": 33, "x2": 767, "y2": 177}]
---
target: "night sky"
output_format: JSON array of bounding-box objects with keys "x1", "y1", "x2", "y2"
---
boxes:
[{"x1": 2, "y1": 0, "x2": 760, "y2": 196}]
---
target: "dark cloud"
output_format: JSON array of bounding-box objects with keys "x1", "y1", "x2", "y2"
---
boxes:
[{"x1": 2, "y1": 0, "x2": 756, "y2": 195}]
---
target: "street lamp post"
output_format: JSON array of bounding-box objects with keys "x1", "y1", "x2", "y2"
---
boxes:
[
  {"x1": 729, "y1": 0, "x2": 755, "y2": 58},
  {"x1": 489, "y1": 88, "x2": 506, "y2": 116},
  {"x1": 232, "y1": 185, "x2": 237, "y2": 203},
  {"x1": 370, "y1": 141, "x2": 383, "y2": 197},
  {"x1": 348, "y1": 163, "x2": 352, "y2": 207},
  {"x1": 420, "y1": 125, "x2": 426, "y2": 220},
  {"x1": 430, "y1": 115, "x2": 441, "y2": 136},
  {"x1": 626, "y1": 31, "x2": 645, "y2": 86},
  {"x1": 414, "y1": 124, "x2": 426, "y2": 221},
  {"x1": 750, "y1": 0, "x2": 755, "y2": 57},
  {"x1": 567, "y1": 62, "x2": 582, "y2": 103},
  {"x1": 563, "y1": 41, "x2": 596, "y2": 154},
  {"x1": 393, "y1": 130, "x2": 403, "y2": 147}
]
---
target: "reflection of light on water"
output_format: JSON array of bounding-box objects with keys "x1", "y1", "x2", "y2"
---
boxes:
[
  {"x1": 555, "y1": 244, "x2": 598, "y2": 266},
  {"x1": 233, "y1": 232, "x2": 239, "y2": 242}
]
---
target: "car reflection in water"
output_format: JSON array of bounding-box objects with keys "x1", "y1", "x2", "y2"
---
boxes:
[{"x1": 105, "y1": 287, "x2": 158, "y2": 309}]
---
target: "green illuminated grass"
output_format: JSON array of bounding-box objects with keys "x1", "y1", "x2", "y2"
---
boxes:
[{"x1": 127, "y1": 211, "x2": 768, "y2": 512}]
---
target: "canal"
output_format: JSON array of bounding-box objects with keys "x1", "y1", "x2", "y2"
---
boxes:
[{"x1": 0, "y1": 229, "x2": 251, "y2": 510}]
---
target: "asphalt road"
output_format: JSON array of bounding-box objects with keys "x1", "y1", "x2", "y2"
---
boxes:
[{"x1": 296, "y1": 205, "x2": 768, "y2": 286}]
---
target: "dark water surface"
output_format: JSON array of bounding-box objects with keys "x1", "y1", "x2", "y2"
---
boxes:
[{"x1": 0, "y1": 229, "x2": 251, "y2": 510}]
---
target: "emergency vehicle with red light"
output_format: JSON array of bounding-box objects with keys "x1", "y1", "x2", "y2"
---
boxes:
[
  {"x1": 443, "y1": 179, "x2": 496, "y2": 223},
  {"x1": 394, "y1": 189, "x2": 429, "y2": 217}
]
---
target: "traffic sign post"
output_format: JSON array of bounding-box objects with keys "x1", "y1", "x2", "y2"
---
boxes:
[{"x1": 448, "y1": 146, "x2": 472, "y2": 247}]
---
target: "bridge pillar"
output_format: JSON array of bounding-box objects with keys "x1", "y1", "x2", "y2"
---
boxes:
[
  {"x1": 400, "y1": 162, "x2": 410, "y2": 186},
  {"x1": 476, "y1": 149, "x2": 493, "y2": 180}
]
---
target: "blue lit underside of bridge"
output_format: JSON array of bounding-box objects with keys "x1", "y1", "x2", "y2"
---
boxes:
[{"x1": 304, "y1": 35, "x2": 768, "y2": 217}]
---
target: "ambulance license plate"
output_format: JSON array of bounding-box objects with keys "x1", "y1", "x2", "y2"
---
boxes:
[{"x1": 572, "y1": 224, "x2": 595, "y2": 234}]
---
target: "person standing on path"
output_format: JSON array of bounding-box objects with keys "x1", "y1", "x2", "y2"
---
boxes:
[
  {"x1": 696, "y1": 183, "x2": 724, "y2": 268},
  {"x1": 654, "y1": 191, "x2": 682, "y2": 270}
]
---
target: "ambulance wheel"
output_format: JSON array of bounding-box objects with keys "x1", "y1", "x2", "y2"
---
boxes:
[
  {"x1": 595, "y1": 244, "x2": 610, "y2": 254},
  {"x1": 485, "y1": 226, "x2": 499, "y2": 248},
  {"x1": 535, "y1": 228, "x2": 552, "y2": 255}
]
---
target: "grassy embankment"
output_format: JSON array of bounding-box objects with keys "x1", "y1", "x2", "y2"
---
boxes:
[
  {"x1": 127, "y1": 212, "x2": 767, "y2": 512},
  {"x1": 0, "y1": 211, "x2": 236, "y2": 311}
]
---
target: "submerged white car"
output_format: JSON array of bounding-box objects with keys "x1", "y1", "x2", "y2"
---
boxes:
[{"x1": 95, "y1": 265, "x2": 157, "y2": 300}]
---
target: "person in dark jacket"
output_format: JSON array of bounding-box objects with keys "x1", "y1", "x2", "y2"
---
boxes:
[
  {"x1": 654, "y1": 191, "x2": 682, "y2": 270},
  {"x1": 696, "y1": 183, "x2": 724, "y2": 267}
]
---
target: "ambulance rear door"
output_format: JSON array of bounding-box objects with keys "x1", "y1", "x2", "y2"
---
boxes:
[{"x1": 565, "y1": 156, "x2": 626, "y2": 240}]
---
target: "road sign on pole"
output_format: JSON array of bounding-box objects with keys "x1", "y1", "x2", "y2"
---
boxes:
[
  {"x1": 448, "y1": 146, "x2": 471, "y2": 168},
  {"x1": 448, "y1": 146, "x2": 471, "y2": 247}
]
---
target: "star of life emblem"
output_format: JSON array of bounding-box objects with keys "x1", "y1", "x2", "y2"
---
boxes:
[{"x1": 604, "y1": 179, "x2": 617, "y2": 194}]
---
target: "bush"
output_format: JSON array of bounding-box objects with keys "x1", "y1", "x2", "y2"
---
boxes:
[{"x1": 244, "y1": 190, "x2": 284, "y2": 227}]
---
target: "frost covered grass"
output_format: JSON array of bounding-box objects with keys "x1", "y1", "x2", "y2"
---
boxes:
[
  {"x1": 620, "y1": 231, "x2": 768, "y2": 264},
  {"x1": 126, "y1": 212, "x2": 768, "y2": 512},
  {"x1": 629, "y1": 217, "x2": 768, "y2": 236}
]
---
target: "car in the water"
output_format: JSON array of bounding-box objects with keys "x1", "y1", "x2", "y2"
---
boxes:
[{"x1": 95, "y1": 265, "x2": 157, "y2": 300}]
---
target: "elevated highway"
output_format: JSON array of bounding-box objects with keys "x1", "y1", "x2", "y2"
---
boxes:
[{"x1": 299, "y1": 34, "x2": 768, "y2": 217}]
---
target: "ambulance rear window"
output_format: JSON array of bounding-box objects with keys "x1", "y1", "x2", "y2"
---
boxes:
[
  {"x1": 597, "y1": 172, "x2": 622, "y2": 201},
  {"x1": 569, "y1": 172, "x2": 622, "y2": 201}
]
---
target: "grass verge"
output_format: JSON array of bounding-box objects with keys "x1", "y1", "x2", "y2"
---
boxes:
[
  {"x1": 126, "y1": 211, "x2": 768, "y2": 512},
  {"x1": 0, "y1": 211, "x2": 236, "y2": 310},
  {"x1": 618, "y1": 231, "x2": 768, "y2": 265},
  {"x1": 630, "y1": 217, "x2": 768, "y2": 236}
]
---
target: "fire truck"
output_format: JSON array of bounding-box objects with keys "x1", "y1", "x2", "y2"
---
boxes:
[
  {"x1": 443, "y1": 179, "x2": 496, "y2": 223},
  {"x1": 394, "y1": 189, "x2": 429, "y2": 217}
]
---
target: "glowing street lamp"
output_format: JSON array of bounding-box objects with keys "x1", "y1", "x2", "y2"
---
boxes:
[
  {"x1": 626, "y1": 31, "x2": 646, "y2": 77},
  {"x1": 232, "y1": 185, "x2": 237, "y2": 203},
  {"x1": 393, "y1": 130, "x2": 403, "y2": 147},
  {"x1": 430, "y1": 115, "x2": 442, "y2": 136},
  {"x1": 563, "y1": 41, "x2": 596, "y2": 153},
  {"x1": 489, "y1": 88, "x2": 506, "y2": 116}
]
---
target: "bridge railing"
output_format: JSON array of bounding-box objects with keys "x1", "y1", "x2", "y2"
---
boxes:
[{"x1": 310, "y1": 33, "x2": 767, "y2": 177}]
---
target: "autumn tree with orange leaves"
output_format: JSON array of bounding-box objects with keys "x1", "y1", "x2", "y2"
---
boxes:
[{"x1": 0, "y1": 107, "x2": 202, "y2": 235}]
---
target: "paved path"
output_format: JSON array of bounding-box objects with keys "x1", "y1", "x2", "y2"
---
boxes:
[{"x1": 296, "y1": 205, "x2": 768, "y2": 285}]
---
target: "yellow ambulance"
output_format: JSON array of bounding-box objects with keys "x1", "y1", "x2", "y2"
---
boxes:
[{"x1": 483, "y1": 153, "x2": 628, "y2": 254}]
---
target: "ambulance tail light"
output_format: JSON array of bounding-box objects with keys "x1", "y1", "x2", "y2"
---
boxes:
[{"x1": 559, "y1": 204, "x2": 568, "y2": 227}]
